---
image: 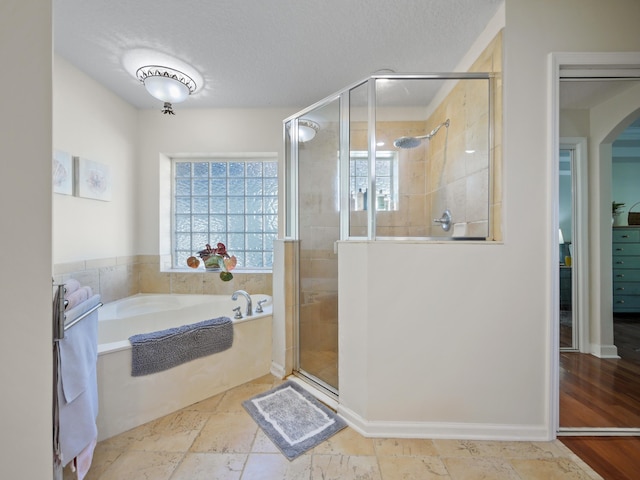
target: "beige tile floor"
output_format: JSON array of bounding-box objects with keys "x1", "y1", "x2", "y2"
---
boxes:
[{"x1": 69, "y1": 375, "x2": 603, "y2": 480}]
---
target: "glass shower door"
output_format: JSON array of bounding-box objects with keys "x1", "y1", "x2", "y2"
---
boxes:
[
  {"x1": 289, "y1": 73, "x2": 493, "y2": 395},
  {"x1": 296, "y1": 98, "x2": 340, "y2": 393}
]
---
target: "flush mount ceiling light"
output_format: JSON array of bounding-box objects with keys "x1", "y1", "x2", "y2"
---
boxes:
[
  {"x1": 373, "y1": 68, "x2": 396, "y2": 83},
  {"x1": 136, "y1": 65, "x2": 197, "y2": 115},
  {"x1": 298, "y1": 119, "x2": 320, "y2": 142}
]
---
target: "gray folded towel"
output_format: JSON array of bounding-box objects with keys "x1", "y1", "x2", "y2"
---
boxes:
[{"x1": 129, "y1": 316, "x2": 233, "y2": 376}]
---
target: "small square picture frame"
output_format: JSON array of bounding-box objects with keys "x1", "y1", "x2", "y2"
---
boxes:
[
  {"x1": 53, "y1": 150, "x2": 74, "y2": 196},
  {"x1": 74, "y1": 156, "x2": 112, "y2": 201}
]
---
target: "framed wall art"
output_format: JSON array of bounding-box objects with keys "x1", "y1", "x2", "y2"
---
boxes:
[
  {"x1": 53, "y1": 150, "x2": 73, "y2": 195},
  {"x1": 74, "y1": 156, "x2": 112, "y2": 201}
]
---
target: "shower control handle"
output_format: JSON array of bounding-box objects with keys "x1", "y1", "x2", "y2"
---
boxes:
[{"x1": 433, "y1": 209, "x2": 452, "y2": 232}]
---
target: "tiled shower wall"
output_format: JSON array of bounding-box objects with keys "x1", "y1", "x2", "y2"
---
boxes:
[
  {"x1": 53, "y1": 255, "x2": 272, "y2": 304},
  {"x1": 349, "y1": 32, "x2": 503, "y2": 240},
  {"x1": 426, "y1": 78, "x2": 491, "y2": 238}
]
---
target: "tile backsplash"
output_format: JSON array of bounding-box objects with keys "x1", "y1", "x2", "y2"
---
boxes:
[{"x1": 53, "y1": 255, "x2": 272, "y2": 304}]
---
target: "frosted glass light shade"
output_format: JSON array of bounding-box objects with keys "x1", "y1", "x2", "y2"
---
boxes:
[
  {"x1": 136, "y1": 65, "x2": 196, "y2": 105},
  {"x1": 298, "y1": 119, "x2": 319, "y2": 142},
  {"x1": 144, "y1": 75, "x2": 190, "y2": 103}
]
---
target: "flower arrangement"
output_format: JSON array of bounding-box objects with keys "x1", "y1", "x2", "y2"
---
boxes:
[{"x1": 187, "y1": 242, "x2": 237, "y2": 281}]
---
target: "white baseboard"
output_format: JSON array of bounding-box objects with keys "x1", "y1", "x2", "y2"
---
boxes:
[
  {"x1": 590, "y1": 343, "x2": 620, "y2": 359},
  {"x1": 270, "y1": 361, "x2": 286, "y2": 379},
  {"x1": 337, "y1": 405, "x2": 551, "y2": 441}
]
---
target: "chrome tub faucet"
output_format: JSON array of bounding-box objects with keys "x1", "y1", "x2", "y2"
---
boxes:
[{"x1": 231, "y1": 290, "x2": 252, "y2": 317}]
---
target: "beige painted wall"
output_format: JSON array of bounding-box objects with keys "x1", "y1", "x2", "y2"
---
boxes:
[
  {"x1": 0, "y1": 1, "x2": 53, "y2": 478},
  {"x1": 53, "y1": 55, "x2": 139, "y2": 264}
]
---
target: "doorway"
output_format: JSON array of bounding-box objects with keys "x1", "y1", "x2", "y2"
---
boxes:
[{"x1": 553, "y1": 53, "x2": 640, "y2": 434}]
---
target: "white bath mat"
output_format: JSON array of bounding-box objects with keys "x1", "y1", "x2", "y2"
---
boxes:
[{"x1": 242, "y1": 380, "x2": 346, "y2": 460}]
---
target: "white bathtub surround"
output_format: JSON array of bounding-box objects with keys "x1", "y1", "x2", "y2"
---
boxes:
[{"x1": 96, "y1": 294, "x2": 273, "y2": 440}]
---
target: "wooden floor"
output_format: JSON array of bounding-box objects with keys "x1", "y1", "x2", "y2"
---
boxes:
[
  {"x1": 560, "y1": 437, "x2": 640, "y2": 480},
  {"x1": 613, "y1": 314, "x2": 640, "y2": 365},
  {"x1": 559, "y1": 352, "x2": 640, "y2": 427},
  {"x1": 559, "y1": 315, "x2": 640, "y2": 479}
]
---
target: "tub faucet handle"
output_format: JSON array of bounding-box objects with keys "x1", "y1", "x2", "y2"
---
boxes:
[
  {"x1": 256, "y1": 299, "x2": 267, "y2": 313},
  {"x1": 232, "y1": 306, "x2": 242, "y2": 319}
]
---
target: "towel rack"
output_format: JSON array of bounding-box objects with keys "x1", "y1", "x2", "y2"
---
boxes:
[
  {"x1": 63, "y1": 302, "x2": 103, "y2": 332},
  {"x1": 52, "y1": 283, "x2": 103, "y2": 341}
]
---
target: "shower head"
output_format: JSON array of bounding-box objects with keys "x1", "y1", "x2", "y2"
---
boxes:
[
  {"x1": 393, "y1": 119, "x2": 450, "y2": 149},
  {"x1": 393, "y1": 136, "x2": 423, "y2": 149}
]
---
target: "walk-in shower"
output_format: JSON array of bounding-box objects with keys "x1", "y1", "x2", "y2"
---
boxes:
[{"x1": 284, "y1": 73, "x2": 493, "y2": 395}]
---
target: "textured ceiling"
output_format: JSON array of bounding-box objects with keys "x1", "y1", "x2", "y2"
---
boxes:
[{"x1": 53, "y1": 0, "x2": 503, "y2": 111}]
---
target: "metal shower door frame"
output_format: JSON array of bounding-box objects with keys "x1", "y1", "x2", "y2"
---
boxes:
[{"x1": 283, "y1": 72, "x2": 494, "y2": 399}]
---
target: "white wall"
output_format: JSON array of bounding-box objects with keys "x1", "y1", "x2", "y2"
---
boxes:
[
  {"x1": 53, "y1": 56, "x2": 139, "y2": 264},
  {"x1": 560, "y1": 109, "x2": 589, "y2": 139},
  {"x1": 339, "y1": 0, "x2": 640, "y2": 440},
  {"x1": 0, "y1": 1, "x2": 53, "y2": 478}
]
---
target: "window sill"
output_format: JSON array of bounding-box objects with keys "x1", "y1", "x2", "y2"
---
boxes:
[{"x1": 162, "y1": 267, "x2": 273, "y2": 275}]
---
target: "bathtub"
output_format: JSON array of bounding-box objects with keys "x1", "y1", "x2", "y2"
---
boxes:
[{"x1": 96, "y1": 293, "x2": 273, "y2": 440}]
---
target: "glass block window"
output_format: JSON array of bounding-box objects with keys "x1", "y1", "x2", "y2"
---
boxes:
[
  {"x1": 350, "y1": 151, "x2": 398, "y2": 211},
  {"x1": 173, "y1": 158, "x2": 278, "y2": 269}
]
